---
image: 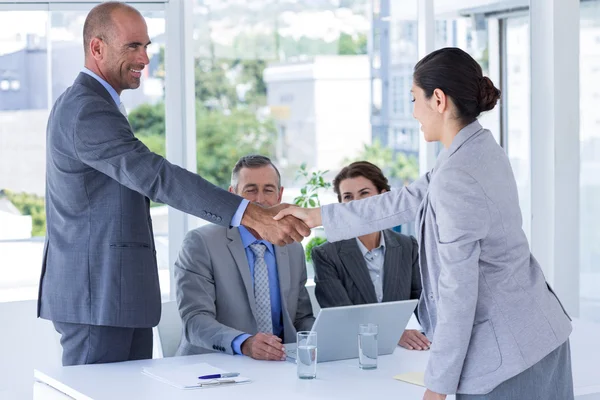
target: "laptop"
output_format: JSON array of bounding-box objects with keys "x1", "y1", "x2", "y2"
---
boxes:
[{"x1": 285, "y1": 299, "x2": 418, "y2": 363}]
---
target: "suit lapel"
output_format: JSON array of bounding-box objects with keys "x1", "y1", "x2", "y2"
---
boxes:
[
  {"x1": 339, "y1": 240, "x2": 378, "y2": 304},
  {"x1": 226, "y1": 228, "x2": 257, "y2": 317},
  {"x1": 381, "y1": 231, "x2": 408, "y2": 302},
  {"x1": 274, "y1": 246, "x2": 291, "y2": 303}
]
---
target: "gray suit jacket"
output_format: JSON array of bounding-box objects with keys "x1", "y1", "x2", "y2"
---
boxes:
[
  {"x1": 311, "y1": 230, "x2": 421, "y2": 308},
  {"x1": 174, "y1": 224, "x2": 315, "y2": 356},
  {"x1": 39, "y1": 72, "x2": 243, "y2": 328},
  {"x1": 321, "y1": 120, "x2": 572, "y2": 395}
]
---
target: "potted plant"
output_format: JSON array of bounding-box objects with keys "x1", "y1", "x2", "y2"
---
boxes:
[{"x1": 293, "y1": 163, "x2": 330, "y2": 265}]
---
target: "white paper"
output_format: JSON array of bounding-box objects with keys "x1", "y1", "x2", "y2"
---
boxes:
[{"x1": 142, "y1": 362, "x2": 251, "y2": 390}]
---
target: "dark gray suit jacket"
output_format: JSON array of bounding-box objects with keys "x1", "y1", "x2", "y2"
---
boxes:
[
  {"x1": 39, "y1": 72, "x2": 243, "y2": 328},
  {"x1": 174, "y1": 225, "x2": 315, "y2": 356},
  {"x1": 311, "y1": 229, "x2": 421, "y2": 308}
]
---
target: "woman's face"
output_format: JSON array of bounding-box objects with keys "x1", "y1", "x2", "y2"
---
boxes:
[
  {"x1": 411, "y1": 83, "x2": 445, "y2": 142},
  {"x1": 338, "y1": 176, "x2": 386, "y2": 203}
]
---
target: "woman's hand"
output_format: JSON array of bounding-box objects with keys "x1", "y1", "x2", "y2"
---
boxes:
[
  {"x1": 273, "y1": 205, "x2": 323, "y2": 229},
  {"x1": 423, "y1": 389, "x2": 446, "y2": 400},
  {"x1": 398, "y1": 329, "x2": 430, "y2": 350}
]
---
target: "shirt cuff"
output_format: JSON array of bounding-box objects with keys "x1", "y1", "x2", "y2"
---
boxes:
[
  {"x1": 232, "y1": 333, "x2": 252, "y2": 355},
  {"x1": 230, "y1": 199, "x2": 250, "y2": 227}
]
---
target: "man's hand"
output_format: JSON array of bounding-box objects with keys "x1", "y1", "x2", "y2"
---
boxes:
[
  {"x1": 423, "y1": 389, "x2": 446, "y2": 400},
  {"x1": 241, "y1": 203, "x2": 310, "y2": 246},
  {"x1": 273, "y1": 205, "x2": 322, "y2": 229},
  {"x1": 399, "y1": 329, "x2": 430, "y2": 350},
  {"x1": 241, "y1": 333, "x2": 286, "y2": 361}
]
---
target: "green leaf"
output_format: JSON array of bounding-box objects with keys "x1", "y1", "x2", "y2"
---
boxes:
[{"x1": 309, "y1": 199, "x2": 316, "y2": 207}]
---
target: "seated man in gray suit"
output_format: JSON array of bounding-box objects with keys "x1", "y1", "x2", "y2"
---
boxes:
[
  {"x1": 312, "y1": 161, "x2": 430, "y2": 351},
  {"x1": 175, "y1": 155, "x2": 315, "y2": 361}
]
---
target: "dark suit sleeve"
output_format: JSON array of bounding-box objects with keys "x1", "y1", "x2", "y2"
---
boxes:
[
  {"x1": 73, "y1": 99, "x2": 242, "y2": 227},
  {"x1": 312, "y1": 245, "x2": 353, "y2": 308},
  {"x1": 409, "y1": 236, "x2": 422, "y2": 300},
  {"x1": 409, "y1": 236, "x2": 422, "y2": 324},
  {"x1": 294, "y1": 247, "x2": 316, "y2": 332}
]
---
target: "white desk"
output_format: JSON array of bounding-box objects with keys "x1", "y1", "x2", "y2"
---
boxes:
[{"x1": 34, "y1": 320, "x2": 600, "y2": 400}]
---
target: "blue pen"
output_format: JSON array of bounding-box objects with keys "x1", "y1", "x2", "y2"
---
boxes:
[{"x1": 198, "y1": 372, "x2": 239, "y2": 380}]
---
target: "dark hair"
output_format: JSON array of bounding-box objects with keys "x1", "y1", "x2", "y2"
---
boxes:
[
  {"x1": 333, "y1": 161, "x2": 391, "y2": 203},
  {"x1": 83, "y1": 2, "x2": 140, "y2": 56},
  {"x1": 231, "y1": 155, "x2": 281, "y2": 190},
  {"x1": 413, "y1": 47, "x2": 501, "y2": 123}
]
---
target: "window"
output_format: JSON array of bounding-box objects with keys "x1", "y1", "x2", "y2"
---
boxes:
[
  {"x1": 505, "y1": 17, "x2": 531, "y2": 242},
  {"x1": 0, "y1": 7, "x2": 167, "y2": 302},
  {"x1": 580, "y1": 0, "x2": 600, "y2": 322},
  {"x1": 192, "y1": 1, "x2": 372, "y2": 279}
]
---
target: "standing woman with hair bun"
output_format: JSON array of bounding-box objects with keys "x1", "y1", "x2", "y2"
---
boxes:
[{"x1": 275, "y1": 47, "x2": 574, "y2": 400}]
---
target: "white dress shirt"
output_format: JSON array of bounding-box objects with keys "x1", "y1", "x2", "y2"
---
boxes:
[{"x1": 355, "y1": 233, "x2": 386, "y2": 302}]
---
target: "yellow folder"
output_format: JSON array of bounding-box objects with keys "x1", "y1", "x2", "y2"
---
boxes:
[{"x1": 393, "y1": 371, "x2": 425, "y2": 387}]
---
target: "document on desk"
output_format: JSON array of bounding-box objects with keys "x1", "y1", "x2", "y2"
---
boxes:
[
  {"x1": 142, "y1": 362, "x2": 251, "y2": 390},
  {"x1": 393, "y1": 371, "x2": 425, "y2": 387}
]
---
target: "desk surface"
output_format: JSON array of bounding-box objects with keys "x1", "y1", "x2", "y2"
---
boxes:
[{"x1": 35, "y1": 320, "x2": 600, "y2": 400}]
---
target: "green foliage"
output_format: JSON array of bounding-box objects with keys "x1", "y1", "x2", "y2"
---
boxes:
[
  {"x1": 337, "y1": 32, "x2": 368, "y2": 55},
  {"x1": 344, "y1": 140, "x2": 419, "y2": 185},
  {"x1": 195, "y1": 59, "x2": 239, "y2": 109},
  {"x1": 1, "y1": 189, "x2": 46, "y2": 236},
  {"x1": 136, "y1": 133, "x2": 166, "y2": 158},
  {"x1": 305, "y1": 236, "x2": 327, "y2": 263},
  {"x1": 196, "y1": 106, "x2": 277, "y2": 188},
  {"x1": 128, "y1": 102, "x2": 165, "y2": 137},
  {"x1": 293, "y1": 163, "x2": 331, "y2": 208}
]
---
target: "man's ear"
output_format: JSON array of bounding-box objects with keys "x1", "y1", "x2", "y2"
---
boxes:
[
  {"x1": 278, "y1": 186, "x2": 284, "y2": 203},
  {"x1": 228, "y1": 185, "x2": 235, "y2": 194},
  {"x1": 89, "y1": 37, "x2": 105, "y2": 61}
]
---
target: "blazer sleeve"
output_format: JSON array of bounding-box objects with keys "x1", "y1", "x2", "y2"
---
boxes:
[
  {"x1": 293, "y1": 248, "x2": 316, "y2": 332},
  {"x1": 321, "y1": 171, "x2": 431, "y2": 242},
  {"x1": 73, "y1": 99, "x2": 242, "y2": 227},
  {"x1": 174, "y1": 230, "x2": 246, "y2": 355},
  {"x1": 423, "y1": 168, "x2": 490, "y2": 395},
  {"x1": 312, "y1": 245, "x2": 353, "y2": 308}
]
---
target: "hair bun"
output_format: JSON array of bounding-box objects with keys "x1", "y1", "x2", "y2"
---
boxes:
[{"x1": 478, "y1": 76, "x2": 501, "y2": 112}]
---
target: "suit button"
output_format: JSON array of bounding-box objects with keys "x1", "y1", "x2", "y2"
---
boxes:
[
  {"x1": 216, "y1": 216, "x2": 222, "y2": 222},
  {"x1": 212, "y1": 345, "x2": 216, "y2": 350},
  {"x1": 428, "y1": 293, "x2": 435, "y2": 301},
  {"x1": 201, "y1": 211, "x2": 207, "y2": 217}
]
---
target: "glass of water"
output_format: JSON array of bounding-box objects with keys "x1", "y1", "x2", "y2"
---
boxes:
[
  {"x1": 296, "y1": 331, "x2": 317, "y2": 379},
  {"x1": 358, "y1": 323, "x2": 378, "y2": 370}
]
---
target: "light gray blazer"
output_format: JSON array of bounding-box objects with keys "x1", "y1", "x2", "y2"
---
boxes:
[
  {"x1": 39, "y1": 73, "x2": 242, "y2": 328},
  {"x1": 321, "y1": 120, "x2": 572, "y2": 395},
  {"x1": 311, "y1": 229, "x2": 421, "y2": 308},
  {"x1": 174, "y1": 224, "x2": 315, "y2": 356}
]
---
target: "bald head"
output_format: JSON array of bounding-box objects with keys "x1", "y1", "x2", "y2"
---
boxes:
[{"x1": 83, "y1": 1, "x2": 142, "y2": 57}]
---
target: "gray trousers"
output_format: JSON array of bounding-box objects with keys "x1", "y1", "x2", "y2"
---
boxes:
[
  {"x1": 53, "y1": 321, "x2": 153, "y2": 366},
  {"x1": 457, "y1": 340, "x2": 574, "y2": 400}
]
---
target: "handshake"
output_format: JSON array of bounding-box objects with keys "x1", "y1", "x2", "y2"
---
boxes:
[{"x1": 241, "y1": 203, "x2": 323, "y2": 246}]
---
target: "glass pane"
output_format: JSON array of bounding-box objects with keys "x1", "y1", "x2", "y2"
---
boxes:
[
  {"x1": 0, "y1": 8, "x2": 168, "y2": 301},
  {"x1": 505, "y1": 17, "x2": 531, "y2": 242},
  {"x1": 193, "y1": 1, "x2": 372, "y2": 279},
  {"x1": 580, "y1": 0, "x2": 600, "y2": 322},
  {"x1": 0, "y1": 10, "x2": 49, "y2": 302}
]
